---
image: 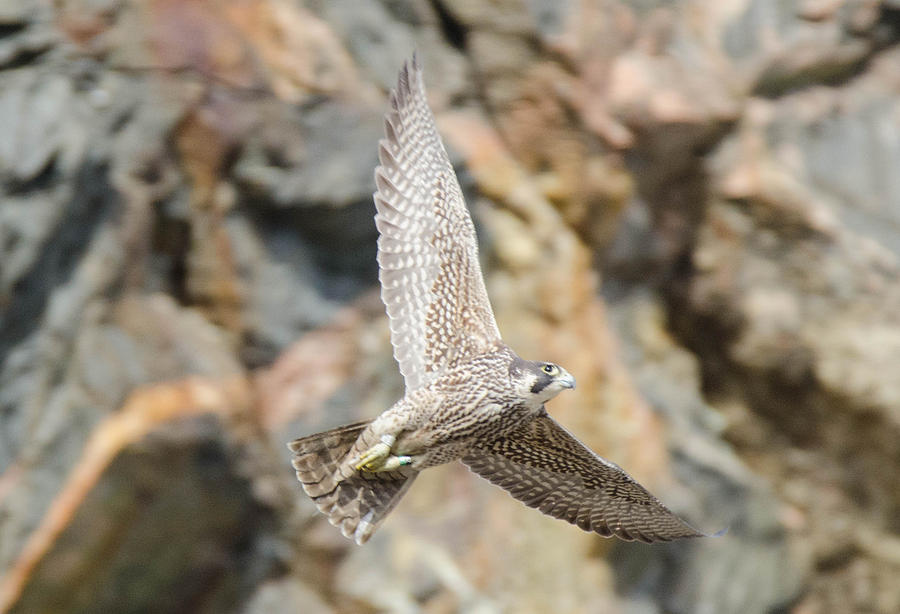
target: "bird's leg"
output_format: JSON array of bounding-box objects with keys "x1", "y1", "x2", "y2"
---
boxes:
[
  {"x1": 353, "y1": 434, "x2": 412, "y2": 472},
  {"x1": 371, "y1": 454, "x2": 413, "y2": 472}
]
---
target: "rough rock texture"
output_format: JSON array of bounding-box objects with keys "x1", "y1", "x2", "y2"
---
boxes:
[{"x1": 1, "y1": 1, "x2": 898, "y2": 613}]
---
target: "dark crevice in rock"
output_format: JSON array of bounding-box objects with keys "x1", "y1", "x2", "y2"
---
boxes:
[
  {"x1": 4, "y1": 154, "x2": 59, "y2": 195},
  {"x1": 663, "y1": 258, "x2": 829, "y2": 448},
  {"x1": 0, "y1": 162, "x2": 115, "y2": 366},
  {"x1": 244, "y1": 200, "x2": 379, "y2": 302},
  {"x1": 0, "y1": 23, "x2": 27, "y2": 39},
  {"x1": 664, "y1": 276, "x2": 740, "y2": 385},
  {"x1": 607, "y1": 129, "x2": 726, "y2": 293},
  {"x1": 150, "y1": 209, "x2": 191, "y2": 305},
  {"x1": 874, "y1": 5, "x2": 900, "y2": 47},
  {"x1": 755, "y1": 6, "x2": 899, "y2": 100},
  {"x1": 753, "y1": 53, "x2": 872, "y2": 98},
  {"x1": 0, "y1": 44, "x2": 52, "y2": 72},
  {"x1": 428, "y1": 0, "x2": 468, "y2": 52}
]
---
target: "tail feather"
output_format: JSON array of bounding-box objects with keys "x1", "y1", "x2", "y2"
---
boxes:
[
  {"x1": 289, "y1": 422, "x2": 418, "y2": 544},
  {"x1": 289, "y1": 421, "x2": 369, "y2": 496}
]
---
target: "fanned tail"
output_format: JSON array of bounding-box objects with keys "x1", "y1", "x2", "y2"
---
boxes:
[{"x1": 289, "y1": 422, "x2": 417, "y2": 544}]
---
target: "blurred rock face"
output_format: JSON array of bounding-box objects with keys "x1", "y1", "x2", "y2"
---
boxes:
[{"x1": 1, "y1": 1, "x2": 898, "y2": 614}]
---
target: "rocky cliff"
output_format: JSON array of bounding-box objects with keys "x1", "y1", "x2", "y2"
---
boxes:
[{"x1": 1, "y1": 1, "x2": 898, "y2": 613}]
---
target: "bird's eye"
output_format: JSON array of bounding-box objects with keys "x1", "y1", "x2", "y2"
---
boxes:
[{"x1": 542, "y1": 364, "x2": 558, "y2": 375}]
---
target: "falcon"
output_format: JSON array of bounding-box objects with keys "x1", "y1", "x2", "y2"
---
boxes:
[{"x1": 289, "y1": 55, "x2": 706, "y2": 545}]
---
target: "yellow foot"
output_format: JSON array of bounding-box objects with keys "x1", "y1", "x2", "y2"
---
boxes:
[
  {"x1": 353, "y1": 434, "x2": 412, "y2": 472},
  {"x1": 354, "y1": 441, "x2": 390, "y2": 471}
]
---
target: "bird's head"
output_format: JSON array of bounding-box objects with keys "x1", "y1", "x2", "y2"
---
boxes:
[{"x1": 509, "y1": 357, "x2": 576, "y2": 407}]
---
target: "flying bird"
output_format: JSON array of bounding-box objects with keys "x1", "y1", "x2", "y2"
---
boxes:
[{"x1": 289, "y1": 55, "x2": 706, "y2": 545}]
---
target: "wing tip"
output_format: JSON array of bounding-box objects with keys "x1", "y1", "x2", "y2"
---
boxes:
[
  {"x1": 640, "y1": 519, "x2": 724, "y2": 544},
  {"x1": 670, "y1": 515, "x2": 727, "y2": 541},
  {"x1": 708, "y1": 525, "x2": 730, "y2": 538},
  {"x1": 393, "y1": 52, "x2": 425, "y2": 112}
]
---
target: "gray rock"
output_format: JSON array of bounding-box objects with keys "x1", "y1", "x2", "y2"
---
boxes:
[
  {"x1": 241, "y1": 577, "x2": 335, "y2": 614},
  {"x1": 225, "y1": 214, "x2": 363, "y2": 365},
  {"x1": 2, "y1": 0, "x2": 899, "y2": 612},
  {"x1": 9, "y1": 414, "x2": 280, "y2": 614},
  {"x1": 308, "y1": 0, "x2": 419, "y2": 91},
  {"x1": 722, "y1": 0, "x2": 880, "y2": 95},
  {"x1": 0, "y1": 71, "x2": 72, "y2": 182},
  {"x1": 234, "y1": 101, "x2": 383, "y2": 209},
  {"x1": 607, "y1": 294, "x2": 808, "y2": 614}
]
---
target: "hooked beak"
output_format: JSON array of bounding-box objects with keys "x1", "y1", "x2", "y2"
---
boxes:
[{"x1": 559, "y1": 373, "x2": 576, "y2": 390}]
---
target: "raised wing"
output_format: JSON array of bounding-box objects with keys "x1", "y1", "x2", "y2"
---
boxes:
[
  {"x1": 374, "y1": 55, "x2": 502, "y2": 392},
  {"x1": 462, "y1": 414, "x2": 706, "y2": 543}
]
